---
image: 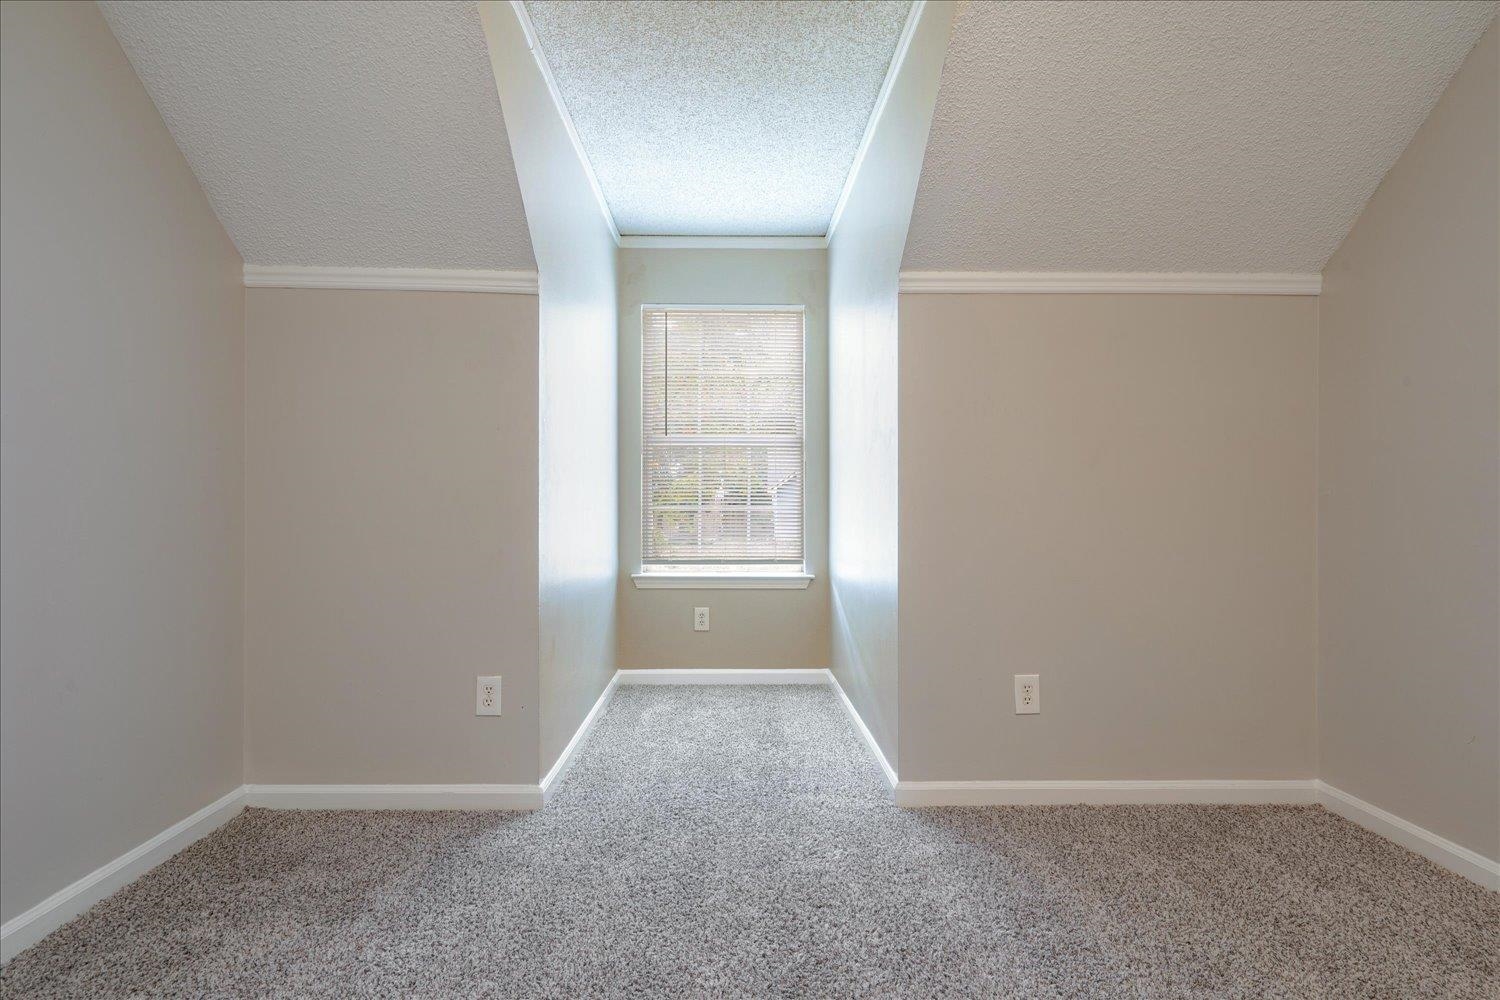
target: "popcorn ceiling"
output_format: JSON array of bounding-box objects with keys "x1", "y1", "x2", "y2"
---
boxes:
[
  {"x1": 903, "y1": 1, "x2": 1496, "y2": 272},
  {"x1": 524, "y1": 0, "x2": 911, "y2": 237},
  {"x1": 95, "y1": 1, "x2": 1494, "y2": 271},
  {"x1": 98, "y1": 1, "x2": 535, "y2": 269}
]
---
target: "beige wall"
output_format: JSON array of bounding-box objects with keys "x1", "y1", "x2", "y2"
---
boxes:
[
  {"x1": 245, "y1": 288, "x2": 540, "y2": 784},
  {"x1": 1, "y1": 1, "x2": 245, "y2": 923},
  {"x1": 617, "y1": 249, "x2": 830, "y2": 669},
  {"x1": 828, "y1": 1, "x2": 957, "y2": 765},
  {"x1": 1318, "y1": 26, "x2": 1498, "y2": 860},
  {"x1": 482, "y1": 3, "x2": 618, "y2": 777},
  {"x1": 897, "y1": 294, "x2": 1319, "y2": 781}
]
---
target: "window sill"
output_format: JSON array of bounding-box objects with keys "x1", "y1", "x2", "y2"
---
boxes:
[{"x1": 631, "y1": 572, "x2": 814, "y2": 590}]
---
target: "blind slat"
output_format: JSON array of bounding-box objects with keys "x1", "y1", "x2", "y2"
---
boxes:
[{"x1": 642, "y1": 308, "x2": 804, "y2": 566}]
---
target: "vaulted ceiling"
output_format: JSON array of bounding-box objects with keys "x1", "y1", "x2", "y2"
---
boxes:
[
  {"x1": 97, "y1": 0, "x2": 535, "y2": 269},
  {"x1": 903, "y1": 0, "x2": 1496, "y2": 271},
  {"x1": 97, "y1": 0, "x2": 1494, "y2": 273},
  {"x1": 523, "y1": 0, "x2": 910, "y2": 237}
]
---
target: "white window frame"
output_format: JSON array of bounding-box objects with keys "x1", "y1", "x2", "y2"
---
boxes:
[{"x1": 631, "y1": 304, "x2": 813, "y2": 591}]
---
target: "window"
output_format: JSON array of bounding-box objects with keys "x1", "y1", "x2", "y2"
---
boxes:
[{"x1": 640, "y1": 307, "x2": 805, "y2": 579}]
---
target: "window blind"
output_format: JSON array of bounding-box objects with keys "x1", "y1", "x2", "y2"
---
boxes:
[{"x1": 642, "y1": 308, "x2": 804, "y2": 567}]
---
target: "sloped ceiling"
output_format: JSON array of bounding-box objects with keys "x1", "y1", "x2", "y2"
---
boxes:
[
  {"x1": 98, "y1": 0, "x2": 534, "y2": 269},
  {"x1": 95, "y1": 1, "x2": 1495, "y2": 273},
  {"x1": 523, "y1": 0, "x2": 911, "y2": 237},
  {"x1": 903, "y1": 0, "x2": 1497, "y2": 272}
]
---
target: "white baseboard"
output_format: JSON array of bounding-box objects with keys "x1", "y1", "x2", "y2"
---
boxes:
[
  {"x1": 9, "y1": 694, "x2": 1491, "y2": 971},
  {"x1": 541, "y1": 672, "x2": 620, "y2": 802},
  {"x1": 613, "y1": 667, "x2": 899, "y2": 789},
  {"x1": 815, "y1": 673, "x2": 1316, "y2": 811},
  {"x1": 893, "y1": 779, "x2": 1318, "y2": 807},
  {"x1": 242, "y1": 784, "x2": 542, "y2": 811},
  {"x1": 610, "y1": 672, "x2": 1494, "y2": 895},
  {"x1": 826, "y1": 670, "x2": 899, "y2": 789},
  {"x1": 1315, "y1": 781, "x2": 1499, "y2": 890},
  {"x1": 616, "y1": 668, "x2": 830, "y2": 685},
  {"x1": 0, "y1": 786, "x2": 246, "y2": 965}
]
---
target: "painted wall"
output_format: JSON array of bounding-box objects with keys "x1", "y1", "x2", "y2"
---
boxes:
[
  {"x1": 481, "y1": 2, "x2": 618, "y2": 778},
  {"x1": 1318, "y1": 25, "x2": 1498, "y2": 861},
  {"x1": 244, "y1": 288, "x2": 540, "y2": 784},
  {"x1": 616, "y1": 249, "x2": 830, "y2": 669},
  {"x1": 828, "y1": 1, "x2": 956, "y2": 766},
  {"x1": 897, "y1": 294, "x2": 1318, "y2": 781},
  {"x1": 1, "y1": 2, "x2": 244, "y2": 923}
]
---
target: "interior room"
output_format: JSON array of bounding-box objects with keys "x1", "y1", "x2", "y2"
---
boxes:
[{"x1": 1, "y1": 1, "x2": 1496, "y2": 995}]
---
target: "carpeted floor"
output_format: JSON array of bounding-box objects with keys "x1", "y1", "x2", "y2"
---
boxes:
[{"x1": 3, "y1": 685, "x2": 1496, "y2": 998}]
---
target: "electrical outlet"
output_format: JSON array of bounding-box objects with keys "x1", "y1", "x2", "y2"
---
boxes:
[
  {"x1": 1014, "y1": 674, "x2": 1040, "y2": 715},
  {"x1": 693, "y1": 606, "x2": 710, "y2": 631},
  {"x1": 476, "y1": 676, "x2": 502, "y2": 716}
]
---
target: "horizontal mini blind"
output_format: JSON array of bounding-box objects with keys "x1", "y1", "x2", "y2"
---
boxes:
[{"x1": 642, "y1": 308, "x2": 804, "y2": 566}]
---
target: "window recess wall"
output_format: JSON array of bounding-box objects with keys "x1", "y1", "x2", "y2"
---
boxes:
[{"x1": 618, "y1": 249, "x2": 829, "y2": 669}]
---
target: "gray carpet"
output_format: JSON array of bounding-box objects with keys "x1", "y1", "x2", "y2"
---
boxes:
[{"x1": 3, "y1": 685, "x2": 1496, "y2": 998}]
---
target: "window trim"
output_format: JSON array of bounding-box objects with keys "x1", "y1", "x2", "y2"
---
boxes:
[
  {"x1": 638, "y1": 303, "x2": 808, "y2": 584},
  {"x1": 630, "y1": 571, "x2": 814, "y2": 590}
]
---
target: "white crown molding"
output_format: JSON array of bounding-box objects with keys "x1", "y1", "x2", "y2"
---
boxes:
[
  {"x1": 508, "y1": 0, "x2": 621, "y2": 246},
  {"x1": 1316, "y1": 781, "x2": 1499, "y2": 890},
  {"x1": 619, "y1": 235, "x2": 827, "y2": 250},
  {"x1": 893, "y1": 779, "x2": 1318, "y2": 808},
  {"x1": 898, "y1": 271, "x2": 1323, "y2": 295},
  {"x1": 1, "y1": 787, "x2": 246, "y2": 964},
  {"x1": 541, "y1": 671, "x2": 620, "y2": 802},
  {"x1": 826, "y1": 0, "x2": 927, "y2": 242},
  {"x1": 242, "y1": 265, "x2": 539, "y2": 294},
  {"x1": 242, "y1": 784, "x2": 543, "y2": 811}
]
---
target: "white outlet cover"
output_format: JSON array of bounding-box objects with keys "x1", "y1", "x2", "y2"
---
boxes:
[
  {"x1": 1014, "y1": 674, "x2": 1040, "y2": 715},
  {"x1": 477, "y1": 675, "x2": 502, "y2": 717},
  {"x1": 694, "y1": 607, "x2": 710, "y2": 631}
]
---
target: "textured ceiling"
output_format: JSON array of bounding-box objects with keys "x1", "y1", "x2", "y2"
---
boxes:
[
  {"x1": 903, "y1": 1, "x2": 1497, "y2": 272},
  {"x1": 98, "y1": 1, "x2": 534, "y2": 269},
  {"x1": 94, "y1": 0, "x2": 1495, "y2": 271},
  {"x1": 524, "y1": 0, "x2": 911, "y2": 237}
]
